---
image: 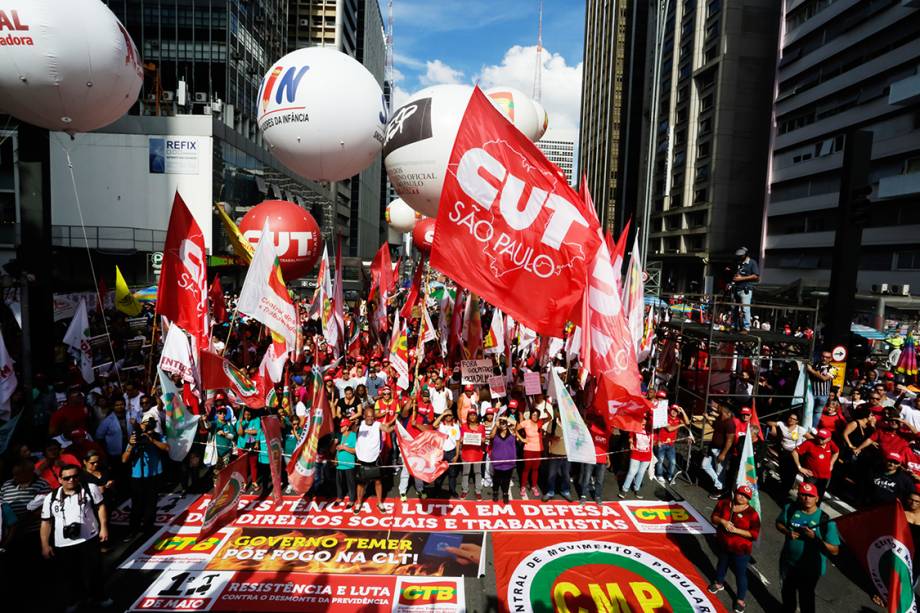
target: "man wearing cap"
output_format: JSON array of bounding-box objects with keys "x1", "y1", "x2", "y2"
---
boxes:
[
  {"x1": 868, "y1": 451, "x2": 915, "y2": 505},
  {"x1": 792, "y1": 429, "x2": 839, "y2": 501},
  {"x1": 806, "y1": 351, "x2": 835, "y2": 429},
  {"x1": 731, "y1": 247, "x2": 759, "y2": 332},
  {"x1": 708, "y1": 485, "x2": 761, "y2": 613},
  {"x1": 775, "y1": 482, "x2": 840, "y2": 613},
  {"x1": 364, "y1": 361, "x2": 387, "y2": 400},
  {"x1": 457, "y1": 385, "x2": 478, "y2": 424}
]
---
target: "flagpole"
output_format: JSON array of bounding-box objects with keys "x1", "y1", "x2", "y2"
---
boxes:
[
  {"x1": 144, "y1": 315, "x2": 160, "y2": 389},
  {"x1": 412, "y1": 257, "x2": 430, "y2": 391},
  {"x1": 222, "y1": 308, "x2": 239, "y2": 356}
]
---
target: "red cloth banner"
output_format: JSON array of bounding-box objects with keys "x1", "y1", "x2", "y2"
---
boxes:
[
  {"x1": 261, "y1": 415, "x2": 284, "y2": 503},
  {"x1": 200, "y1": 350, "x2": 264, "y2": 408},
  {"x1": 209, "y1": 274, "x2": 227, "y2": 324},
  {"x1": 156, "y1": 192, "x2": 208, "y2": 346},
  {"x1": 430, "y1": 87, "x2": 601, "y2": 337},
  {"x1": 493, "y1": 531, "x2": 726, "y2": 613},
  {"x1": 200, "y1": 454, "x2": 249, "y2": 538},
  {"x1": 395, "y1": 422, "x2": 449, "y2": 484}
]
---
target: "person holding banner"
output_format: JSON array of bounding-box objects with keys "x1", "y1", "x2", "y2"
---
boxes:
[
  {"x1": 396, "y1": 404, "x2": 428, "y2": 501},
  {"x1": 490, "y1": 416, "x2": 525, "y2": 504},
  {"x1": 708, "y1": 484, "x2": 761, "y2": 613},
  {"x1": 434, "y1": 411, "x2": 461, "y2": 497},
  {"x1": 459, "y1": 411, "x2": 486, "y2": 500}
]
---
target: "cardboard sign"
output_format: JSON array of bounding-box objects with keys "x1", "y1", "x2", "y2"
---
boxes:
[
  {"x1": 461, "y1": 432, "x2": 483, "y2": 447},
  {"x1": 523, "y1": 371, "x2": 542, "y2": 395},
  {"x1": 460, "y1": 359, "x2": 492, "y2": 385},
  {"x1": 488, "y1": 375, "x2": 507, "y2": 398}
]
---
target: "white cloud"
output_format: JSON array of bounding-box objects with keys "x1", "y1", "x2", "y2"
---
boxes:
[
  {"x1": 392, "y1": 84, "x2": 412, "y2": 110},
  {"x1": 476, "y1": 45, "x2": 582, "y2": 132},
  {"x1": 394, "y1": 51, "x2": 426, "y2": 71},
  {"x1": 419, "y1": 59, "x2": 465, "y2": 86}
]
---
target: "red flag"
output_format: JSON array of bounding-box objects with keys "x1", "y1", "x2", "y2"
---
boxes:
[
  {"x1": 836, "y1": 501, "x2": 916, "y2": 613},
  {"x1": 611, "y1": 218, "x2": 632, "y2": 295},
  {"x1": 209, "y1": 274, "x2": 227, "y2": 324},
  {"x1": 97, "y1": 276, "x2": 108, "y2": 312},
  {"x1": 200, "y1": 350, "x2": 264, "y2": 408},
  {"x1": 287, "y1": 370, "x2": 332, "y2": 494},
  {"x1": 157, "y1": 192, "x2": 208, "y2": 346},
  {"x1": 260, "y1": 415, "x2": 284, "y2": 503},
  {"x1": 395, "y1": 421, "x2": 449, "y2": 484},
  {"x1": 430, "y1": 87, "x2": 601, "y2": 336},
  {"x1": 199, "y1": 454, "x2": 248, "y2": 537},
  {"x1": 369, "y1": 243, "x2": 393, "y2": 301},
  {"x1": 448, "y1": 288, "x2": 466, "y2": 363},
  {"x1": 400, "y1": 263, "x2": 425, "y2": 319}
]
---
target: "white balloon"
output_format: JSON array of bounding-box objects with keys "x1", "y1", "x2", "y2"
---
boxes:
[
  {"x1": 383, "y1": 84, "x2": 474, "y2": 217},
  {"x1": 532, "y1": 100, "x2": 549, "y2": 141},
  {"x1": 0, "y1": 0, "x2": 143, "y2": 133},
  {"x1": 386, "y1": 198, "x2": 420, "y2": 233},
  {"x1": 258, "y1": 47, "x2": 385, "y2": 181},
  {"x1": 485, "y1": 86, "x2": 541, "y2": 142}
]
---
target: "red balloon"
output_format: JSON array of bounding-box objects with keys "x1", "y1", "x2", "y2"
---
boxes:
[
  {"x1": 412, "y1": 218, "x2": 436, "y2": 254},
  {"x1": 239, "y1": 200, "x2": 323, "y2": 279}
]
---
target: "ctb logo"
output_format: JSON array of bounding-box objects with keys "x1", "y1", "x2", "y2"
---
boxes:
[{"x1": 398, "y1": 583, "x2": 457, "y2": 605}]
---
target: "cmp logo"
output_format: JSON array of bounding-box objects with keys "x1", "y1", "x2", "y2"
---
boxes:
[
  {"x1": 383, "y1": 97, "x2": 433, "y2": 157},
  {"x1": 507, "y1": 540, "x2": 719, "y2": 613},
  {"x1": 259, "y1": 65, "x2": 310, "y2": 115},
  {"x1": 866, "y1": 536, "x2": 917, "y2": 613}
]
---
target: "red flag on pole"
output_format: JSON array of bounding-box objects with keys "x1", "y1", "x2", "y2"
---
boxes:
[
  {"x1": 209, "y1": 274, "x2": 227, "y2": 324},
  {"x1": 369, "y1": 243, "x2": 393, "y2": 301},
  {"x1": 199, "y1": 454, "x2": 248, "y2": 538},
  {"x1": 287, "y1": 370, "x2": 332, "y2": 494},
  {"x1": 157, "y1": 192, "x2": 208, "y2": 346},
  {"x1": 400, "y1": 262, "x2": 425, "y2": 319},
  {"x1": 260, "y1": 415, "x2": 284, "y2": 503},
  {"x1": 836, "y1": 500, "x2": 916, "y2": 613},
  {"x1": 200, "y1": 350, "x2": 264, "y2": 408},
  {"x1": 430, "y1": 87, "x2": 601, "y2": 337}
]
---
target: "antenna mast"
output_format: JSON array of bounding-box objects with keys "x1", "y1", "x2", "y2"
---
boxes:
[
  {"x1": 385, "y1": 0, "x2": 395, "y2": 110},
  {"x1": 532, "y1": 0, "x2": 543, "y2": 101}
]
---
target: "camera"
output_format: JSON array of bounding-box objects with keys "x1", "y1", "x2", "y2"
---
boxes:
[{"x1": 62, "y1": 522, "x2": 82, "y2": 540}]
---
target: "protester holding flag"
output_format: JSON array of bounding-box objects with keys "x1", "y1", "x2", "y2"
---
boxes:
[
  {"x1": 775, "y1": 482, "x2": 840, "y2": 613},
  {"x1": 708, "y1": 484, "x2": 761, "y2": 613},
  {"x1": 236, "y1": 408, "x2": 263, "y2": 494}
]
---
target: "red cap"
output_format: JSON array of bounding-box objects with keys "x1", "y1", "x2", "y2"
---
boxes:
[
  {"x1": 870, "y1": 404, "x2": 885, "y2": 415},
  {"x1": 798, "y1": 483, "x2": 818, "y2": 497},
  {"x1": 509, "y1": 399, "x2": 519, "y2": 409},
  {"x1": 887, "y1": 451, "x2": 903, "y2": 462},
  {"x1": 323, "y1": 374, "x2": 334, "y2": 382},
  {"x1": 740, "y1": 407, "x2": 752, "y2": 416},
  {"x1": 380, "y1": 386, "x2": 391, "y2": 393},
  {"x1": 886, "y1": 372, "x2": 895, "y2": 380},
  {"x1": 464, "y1": 384, "x2": 474, "y2": 392},
  {"x1": 485, "y1": 407, "x2": 495, "y2": 415},
  {"x1": 669, "y1": 404, "x2": 681, "y2": 411},
  {"x1": 736, "y1": 484, "x2": 754, "y2": 499},
  {"x1": 69, "y1": 428, "x2": 87, "y2": 439},
  {"x1": 655, "y1": 390, "x2": 667, "y2": 399},
  {"x1": 340, "y1": 418, "x2": 352, "y2": 428},
  {"x1": 816, "y1": 428, "x2": 831, "y2": 440}
]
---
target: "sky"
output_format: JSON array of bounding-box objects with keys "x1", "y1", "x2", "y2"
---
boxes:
[{"x1": 386, "y1": 0, "x2": 585, "y2": 135}]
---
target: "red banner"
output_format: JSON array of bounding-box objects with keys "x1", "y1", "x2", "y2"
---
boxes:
[
  {"x1": 395, "y1": 422, "x2": 449, "y2": 484},
  {"x1": 493, "y1": 532, "x2": 725, "y2": 613},
  {"x1": 200, "y1": 454, "x2": 249, "y2": 538},
  {"x1": 200, "y1": 350, "x2": 265, "y2": 408},
  {"x1": 261, "y1": 416, "x2": 284, "y2": 503},
  {"x1": 430, "y1": 87, "x2": 601, "y2": 337}
]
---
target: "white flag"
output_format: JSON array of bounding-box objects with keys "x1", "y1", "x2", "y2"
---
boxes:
[
  {"x1": 159, "y1": 368, "x2": 198, "y2": 462},
  {"x1": 158, "y1": 323, "x2": 196, "y2": 385},
  {"x1": 624, "y1": 236, "x2": 645, "y2": 351},
  {"x1": 237, "y1": 221, "x2": 298, "y2": 346},
  {"x1": 0, "y1": 330, "x2": 17, "y2": 420},
  {"x1": 420, "y1": 305, "x2": 437, "y2": 345},
  {"x1": 549, "y1": 369, "x2": 596, "y2": 465},
  {"x1": 484, "y1": 309, "x2": 505, "y2": 355},
  {"x1": 62, "y1": 298, "x2": 94, "y2": 383},
  {"x1": 259, "y1": 340, "x2": 288, "y2": 383}
]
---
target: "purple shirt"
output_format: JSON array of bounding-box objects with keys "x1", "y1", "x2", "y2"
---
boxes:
[{"x1": 490, "y1": 432, "x2": 517, "y2": 471}]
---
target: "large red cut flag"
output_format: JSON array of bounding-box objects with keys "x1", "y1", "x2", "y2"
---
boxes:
[
  {"x1": 287, "y1": 369, "x2": 332, "y2": 494},
  {"x1": 400, "y1": 262, "x2": 425, "y2": 319},
  {"x1": 837, "y1": 501, "x2": 916, "y2": 613},
  {"x1": 430, "y1": 87, "x2": 601, "y2": 337},
  {"x1": 369, "y1": 243, "x2": 394, "y2": 301},
  {"x1": 200, "y1": 350, "x2": 264, "y2": 408},
  {"x1": 395, "y1": 421, "x2": 448, "y2": 484},
  {"x1": 157, "y1": 192, "x2": 208, "y2": 346},
  {"x1": 209, "y1": 274, "x2": 227, "y2": 324},
  {"x1": 199, "y1": 453, "x2": 248, "y2": 538},
  {"x1": 260, "y1": 415, "x2": 284, "y2": 504}
]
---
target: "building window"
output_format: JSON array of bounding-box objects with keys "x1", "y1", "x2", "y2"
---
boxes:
[{"x1": 897, "y1": 250, "x2": 920, "y2": 270}]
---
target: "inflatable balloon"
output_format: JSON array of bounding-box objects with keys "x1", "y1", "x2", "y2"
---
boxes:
[
  {"x1": 532, "y1": 100, "x2": 549, "y2": 141},
  {"x1": 485, "y1": 86, "x2": 541, "y2": 142},
  {"x1": 0, "y1": 0, "x2": 143, "y2": 133},
  {"x1": 386, "y1": 198, "x2": 421, "y2": 233},
  {"x1": 412, "y1": 218, "x2": 436, "y2": 254},
  {"x1": 239, "y1": 200, "x2": 323, "y2": 280},
  {"x1": 258, "y1": 47, "x2": 385, "y2": 181},
  {"x1": 383, "y1": 84, "x2": 474, "y2": 217}
]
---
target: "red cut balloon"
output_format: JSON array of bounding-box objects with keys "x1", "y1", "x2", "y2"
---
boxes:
[
  {"x1": 412, "y1": 217, "x2": 436, "y2": 254},
  {"x1": 239, "y1": 200, "x2": 323, "y2": 279}
]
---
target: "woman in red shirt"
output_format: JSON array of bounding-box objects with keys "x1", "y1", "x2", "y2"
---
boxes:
[
  {"x1": 708, "y1": 484, "x2": 761, "y2": 613},
  {"x1": 459, "y1": 412, "x2": 486, "y2": 499},
  {"x1": 618, "y1": 413, "x2": 654, "y2": 498}
]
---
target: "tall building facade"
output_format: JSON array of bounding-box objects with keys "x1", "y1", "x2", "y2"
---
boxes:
[
  {"x1": 288, "y1": 0, "x2": 386, "y2": 260},
  {"x1": 644, "y1": 0, "x2": 780, "y2": 293},
  {"x1": 762, "y1": 0, "x2": 920, "y2": 292},
  {"x1": 536, "y1": 130, "x2": 577, "y2": 186},
  {"x1": 578, "y1": 0, "x2": 648, "y2": 235}
]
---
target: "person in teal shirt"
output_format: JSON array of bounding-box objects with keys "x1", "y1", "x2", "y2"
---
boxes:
[
  {"x1": 237, "y1": 408, "x2": 262, "y2": 493},
  {"x1": 775, "y1": 482, "x2": 840, "y2": 613},
  {"x1": 210, "y1": 408, "x2": 236, "y2": 467},
  {"x1": 334, "y1": 418, "x2": 357, "y2": 507}
]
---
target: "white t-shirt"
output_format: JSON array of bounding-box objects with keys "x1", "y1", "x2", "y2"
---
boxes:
[
  {"x1": 294, "y1": 401, "x2": 308, "y2": 419},
  {"x1": 438, "y1": 422, "x2": 461, "y2": 452},
  {"x1": 777, "y1": 423, "x2": 808, "y2": 452},
  {"x1": 355, "y1": 421, "x2": 383, "y2": 463},
  {"x1": 430, "y1": 388, "x2": 453, "y2": 416},
  {"x1": 900, "y1": 404, "x2": 920, "y2": 432},
  {"x1": 41, "y1": 484, "x2": 104, "y2": 547}
]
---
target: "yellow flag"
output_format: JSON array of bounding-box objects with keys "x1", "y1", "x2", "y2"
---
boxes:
[
  {"x1": 115, "y1": 265, "x2": 142, "y2": 316},
  {"x1": 213, "y1": 202, "x2": 254, "y2": 263}
]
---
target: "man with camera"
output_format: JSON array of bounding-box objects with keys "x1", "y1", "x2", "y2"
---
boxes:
[
  {"x1": 121, "y1": 414, "x2": 170, "y2": 542},
  {"x1": 39, "y1": 463, "x2": 111, "y2": 612}
]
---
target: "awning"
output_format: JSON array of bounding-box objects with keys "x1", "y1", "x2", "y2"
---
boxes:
[{"x1": 850, "y1": 323, "x2": 887, "y2": 340}]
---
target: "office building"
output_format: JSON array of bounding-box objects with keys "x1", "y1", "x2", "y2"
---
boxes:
[
  {"x1": 536, "y1": 129, "x2": 577, "y2": 186},
  {"x1": 288, "y1": 0, "x2": 386, "y2": 261},
  {"x1": 578, "y1": 0, "x2": 648, "y2": 235},
  {"x1": 644, "y1": 0, "x2": 779, "y2": 292},
  {"x1": 762, "y1": 0, "x2": 920, "y2": 293}
]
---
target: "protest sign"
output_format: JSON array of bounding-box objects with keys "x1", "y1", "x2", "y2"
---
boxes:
[
  {"x1": 460, "y1": 359, "x2": 492, "y2": 385},
  {"x1": 523, "y1": 371, "x2": 542, "y2": 395},
  {"x1": 488, "y1": 375, "x2": 506, "y2": 398}
]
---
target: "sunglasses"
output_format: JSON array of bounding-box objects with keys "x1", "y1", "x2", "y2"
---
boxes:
[{"x1": 61, "y1": 475, "x2": 79, "y2": 482}]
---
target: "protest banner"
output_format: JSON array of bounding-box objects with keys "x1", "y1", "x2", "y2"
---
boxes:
[
  {"x1": 460, "y1": 359, "x2": 492, "y2": 385},
  {"x1": 493, "y1": 532, "x2": 725, "y2": 613},
  {"x1": 393, "y1": 577, "x2": 466, "y2": 613},
  {"x1": 111, "y1": 493, "x2": 199, "y2": 527},
  {"x1": 119, "y1": 525, "x2": 234, "y2": 571},
  {"x1": 160, "y1": 495, "x2": 704, "y2": 534},
  {"x1": 205, "y1": 527, "x2": 485, "y2": 577},
  {"x1": 523, "y1": 371, "x2": 542, "y2": 395},
  {"x1": 488, "y1": 375, "x2": 506, "y2": 398}
]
